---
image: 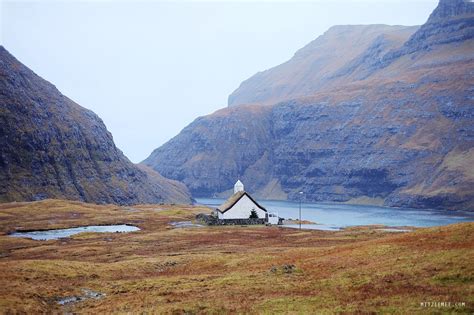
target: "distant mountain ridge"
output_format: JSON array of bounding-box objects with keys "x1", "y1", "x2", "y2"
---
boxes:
[
  {"x1": 144, "y1": 0, "x2": 474, "y2": 210},
  {"x1": 228, "y1": 0, "x2": 474, "y2": 108},
  {"x1": 228, "y1": 24, "x2": 419, "y2": 107},
  {"x1": 0, "y1": 46, "x2": 192, "y2": 205}
]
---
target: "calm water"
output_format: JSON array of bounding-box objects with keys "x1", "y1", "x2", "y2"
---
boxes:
[
  {"x1": 9, "y1": 224, "x2": 140, "y2": 240},
  {"x1": 196, "y1": 198, "x2": 474, "y2": 229}
]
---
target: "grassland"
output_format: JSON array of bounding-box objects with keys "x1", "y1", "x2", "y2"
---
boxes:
[{"x1": 0, "y1": 200, "x2": 472, "y2": 314}]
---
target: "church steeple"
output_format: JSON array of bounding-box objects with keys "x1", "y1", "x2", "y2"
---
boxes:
[{"x1": 234, "y1": 180, "x2": 244, "y2": 194}]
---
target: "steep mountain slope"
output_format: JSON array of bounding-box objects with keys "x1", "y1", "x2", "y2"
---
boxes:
[
  {"x1": 228, "y1": 0, "x2": 474, "y2": 108},
  {"x1": 0, "y1": 46, "x2": 192, "y2": 205},
  {"x1": 144, "y1": 0, "x2": 474, "y2": 210},
  {"x1": 228, "y1": 25, "x2": 419, "y2": 107},
  {"x1": 145, "y1": 105, "x2": 275, "y2": 197}
]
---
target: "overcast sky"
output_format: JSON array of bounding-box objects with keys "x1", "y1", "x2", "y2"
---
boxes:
[{"x1": 1, "y1": 0, "x2": 438, "y2": 162}]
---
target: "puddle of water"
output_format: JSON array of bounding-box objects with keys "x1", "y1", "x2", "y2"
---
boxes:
[
  {"x1": 9, "y1": 225, "x2": 140, "y2": 240},
  {"x1": 170, "y1": 221, "x2": 204, "y2": 228},
  {"x1": 58, "y1": 289, "x2": 105, "y2": 305},
  {"x1": 58, "y1": 296, "x2": 81, "y2": 306},
  {"x1": 283, "y1": 224, "x2": 341, "y2": 231}
]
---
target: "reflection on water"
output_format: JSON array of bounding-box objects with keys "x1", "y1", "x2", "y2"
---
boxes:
[
  {"x1": 9, "y1": 225, "x2": 140, "y2": 240},
  {"x1": 196, "y1": 198, "x2": 474, "y2": 229}
]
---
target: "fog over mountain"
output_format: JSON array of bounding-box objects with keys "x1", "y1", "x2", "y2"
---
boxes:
[{"x1": 2, "y1": 0, "x2": 437, "y2": 162}]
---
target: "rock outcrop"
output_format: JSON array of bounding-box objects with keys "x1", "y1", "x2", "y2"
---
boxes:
[
  {"x1": 144, "y1": 0, "x2": 474, "y2": 210},
  {"x1": 0, "y1": 46, "x2": 192, "y2": 205},
  {"x1": 380, "y1": 0, "x2": 474, "y2": 67}
]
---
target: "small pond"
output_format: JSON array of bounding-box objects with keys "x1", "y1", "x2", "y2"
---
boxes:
[{"x1": 9, "y1": 225, "x2": 140, "y2": 240}]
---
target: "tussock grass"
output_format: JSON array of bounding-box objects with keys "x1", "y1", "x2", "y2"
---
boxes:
[{"x1": 0, "y1": 199, "x2": 472, "y2": 313}]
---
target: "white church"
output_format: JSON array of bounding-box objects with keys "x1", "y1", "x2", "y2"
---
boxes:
[{"x1": 214, "y1": 180, "x2": 268, "y2": 221}]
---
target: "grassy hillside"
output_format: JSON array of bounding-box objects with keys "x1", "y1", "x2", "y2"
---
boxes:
[{"x1": 0, "y1": 200, "x2": 472, "y2": 313}]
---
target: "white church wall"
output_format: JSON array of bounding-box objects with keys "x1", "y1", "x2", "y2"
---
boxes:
[{"x1": 219, "y1": 195, "x2": 266, "y2": 219}]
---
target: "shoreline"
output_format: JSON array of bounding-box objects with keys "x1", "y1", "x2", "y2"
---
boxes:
[
  {"x1": 195, "y1": 197, "x2": 473, "y2": 214},
  {"x1": 280, "y1": 223, "x2": 418, "y2": 232}
]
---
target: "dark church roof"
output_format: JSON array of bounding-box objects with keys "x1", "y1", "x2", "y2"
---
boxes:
[{"x1": 217, "y1": 191, "x2": 267, "y2": 213}]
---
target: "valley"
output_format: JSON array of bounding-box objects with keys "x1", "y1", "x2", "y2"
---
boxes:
[{"x1": 0, "y1": 200, "x2": 472, "y2": 313}]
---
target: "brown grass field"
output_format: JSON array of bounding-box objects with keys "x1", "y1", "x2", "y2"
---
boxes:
[{"x1": 0, "y1": 199, "x2": 472, "y2": 314}]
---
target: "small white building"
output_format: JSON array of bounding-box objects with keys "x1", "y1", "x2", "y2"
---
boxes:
[{"x1": 214, "y1": 180, "x2": 267, "y2": 220}]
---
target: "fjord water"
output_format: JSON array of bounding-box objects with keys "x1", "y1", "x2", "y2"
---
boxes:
[
  {"x1": 196, "y1": 198, "x2": 474, "y2": 229},
  {"x1": 10, "y1": 225, "x2": 140, "y2": 240}
]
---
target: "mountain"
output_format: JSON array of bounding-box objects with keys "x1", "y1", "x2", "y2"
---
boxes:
[
  {"x1": 143, "y1": 0, "x2": 474, "y2": 210},
  {"x1": 0, "y1": 46, "x2": 192, "y2": 205},
  {"x1": 229, "y1": 0, "x2": 474, "y2": 107},
  {"x1": 228, "y1": 24, "x2": 419, "y2": 107}
]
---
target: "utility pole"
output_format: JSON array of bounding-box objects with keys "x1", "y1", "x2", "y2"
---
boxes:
[{"x1": 299, "y1": 191, "x2": 303, "y2": 230}]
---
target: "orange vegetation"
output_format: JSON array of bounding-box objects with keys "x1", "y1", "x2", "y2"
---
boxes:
[{"x1": 0, "y1": 199, "x2": 472, "y2": 313}]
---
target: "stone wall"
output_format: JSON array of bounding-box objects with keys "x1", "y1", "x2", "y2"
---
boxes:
[{"x1": 196, "y1": 213, "x2": 266, "y2": 225}]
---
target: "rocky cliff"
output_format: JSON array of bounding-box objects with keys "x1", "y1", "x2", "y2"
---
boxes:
[
  {"x1": 143, "y1": 0, "x2": 474, "y2": 210},
  {"x1": 0, "y1": 46, "x2": 192, "y2": 205}
]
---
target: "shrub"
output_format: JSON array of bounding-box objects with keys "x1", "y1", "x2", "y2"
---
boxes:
[{"x1": 249, "y1": 209, "x2": 258, "y2": 219}]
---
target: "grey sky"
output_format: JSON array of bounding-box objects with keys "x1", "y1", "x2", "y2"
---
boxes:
[{"x1": 1, "y1": 0, "x2": 437, "y2": 163}]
